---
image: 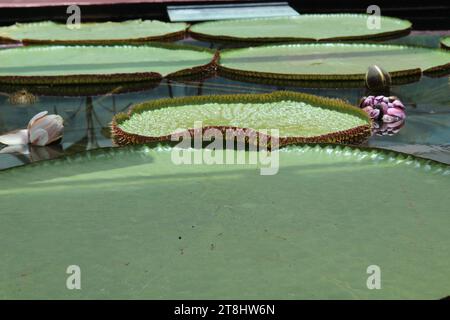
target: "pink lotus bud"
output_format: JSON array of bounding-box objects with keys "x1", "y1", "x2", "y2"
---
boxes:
[
  {"x1": 382, "y1": 114, "x2": 396, "y2": 123},
  {"x1": 375, "y1": 96, "x2": 384, "y2": 103},
  {"x1": 387, "y1": 107, "x2": 406, "y2": 120},
  {"x1": 388, "y1": 119, "x2": 406, "y2": 133},
  {"x1": 380, "y1": 102, "x2": 388, "y2": 114},
  {"x1": 364, "y1": 96, "x2": 374, "y2": 105},
  {"x1": 373, "y1": 119, "x2": 405, "y2": 136},
  {"x1": 392, "y1": 99, "x2": 405, "y2": 110},
  {"x1": 368, "y1": 109, "x2": 381, "y2": 119},
  {"x1": 359, "y1": 95, "x2": 407, "y2": 125}
]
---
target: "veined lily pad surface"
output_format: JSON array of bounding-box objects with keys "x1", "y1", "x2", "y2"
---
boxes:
[
  {"x1": 0, "y1": 45, "x2": 216, "y2": 84},
  {"x1": 218, "y1": 43, "x2": 450, "y2": 81},
  {"x1": 0, "y1": 20, "x2": 187, "y2": 44},
  {"x1": 0, "y1": 145, "x2": 449, "y2": 299},
  {"x1": 112, "y1": 92, "x2": 371, "y2": 146},
  {"x1": 441, "y1": 36, "x2": 450, "y2": 50},
  {"x1": 189, "y1": 14, "x2": 411, "y2": 42}
]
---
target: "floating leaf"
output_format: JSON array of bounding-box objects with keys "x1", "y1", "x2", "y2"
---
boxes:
[
  {"x1": 0, "y1": 145, "x2": 449, "y2": 299},
  {"x1": 218, "y1": 43, "x2": 450, "y2": 82},
  {"x1": 0, "y1": 44, "x2": 217, "y2": 85},
  {"x1": 0, "y1": 20, "x2": 187, "y2": 44},
  {"x1": 189, "y1": 14, "x2": 411, "y2": 43},
  {"x1": 112, "y1": 91, "x2": 371, "y2": 146}
]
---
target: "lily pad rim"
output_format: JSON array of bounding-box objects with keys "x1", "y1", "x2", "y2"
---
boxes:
[
  {"x1": 218, "y1": 42, "x2": 450, "y2": 81},
  {"x1": 112, "y1": 91, "x2": 371, "y2": 146},
  {"x1": 215, "y1": 68, "x2": 423, "y2": 88},
  {"x1": 0, "y1": 43, "x2": 219, "y2": 85},
  {"x1": 2, "y1": 143, "x2": 448, "y2": 175},
  {"x1": 188, "y1": 13, "x2": 413, "y2": 43},
  {"x1": 0, "y1": 19, "x2": 189, "y2": 44}
]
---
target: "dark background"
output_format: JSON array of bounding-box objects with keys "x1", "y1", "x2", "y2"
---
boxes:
[{"x1": 0, "y1": 0, "x2": 449, "y2": 29}]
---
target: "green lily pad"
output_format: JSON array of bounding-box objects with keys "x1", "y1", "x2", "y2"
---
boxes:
[
  {"x1": 189, "y1": 14, "x2": 411, "y2": 43},
  {"x1": 441, "y1": 36, "x2": 450, "y2": 50},
  {"x1": 0, "y1": 145, "x2": 449, "y2": 299},
  {"x1": 0, "y1": 44, "x2": 217, "y2": 85},
  {"x1": 112, "y1": 91, "x2": 371, "y2": 146},
  {"x1": 218, "y1": 43, "x2": 450, "y2": 82},
  {"x1": 0, "y1": 20, "x2": 187, "y2": 44}
]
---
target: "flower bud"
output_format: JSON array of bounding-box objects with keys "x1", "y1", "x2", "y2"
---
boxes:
[
  {"x1": 27, "y1": 111, "x2": 64, "y2": 146},
  {"x1": 0, "y1": 111, "x2": 64, "y2": 147}
]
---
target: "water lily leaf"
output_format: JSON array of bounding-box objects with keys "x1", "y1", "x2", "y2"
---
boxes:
[
  {"x1": 0, "y1": 20, "x2": 187, "y2": 44},
  {"x1": 218, "y1": 43, "x2": 450, "y2": 82},
  {"x1": 112, "y1": 91, "x2": 371, "y2": 146},
  {"x1": 0, "y1": 145, "x2": 449, "y2": 299},
  {"x1": 0, "y1": 44, "x2": 217, "y2": 85},
  {"x1": 189, "y1": 14, "x2": 411, "y2": 43},
  {"x1": 441, "y1": 36, "x2": 450, "y2": 50}
]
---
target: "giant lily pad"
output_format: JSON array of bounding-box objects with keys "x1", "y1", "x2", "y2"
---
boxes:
[
  {"x1": 218, "y1": 43, "x2": 450, "y2": 82},
  {"x1": 0, "y1": 44, "x2": 217, "y2": 85},
  {"x1": 112, "y1": 91, "x2": 371, "y2": 146},
  {"x1": 189, "y1": 14, "x2": 411, "y2": 43},
  {"x1": 0, "y1": 20, "x2": 187, "y2": 44},
  {"x1": 0, "y1": 145, "x2": 449, "y2": 299},
  {"x1": 441, "y1": 36, "x2": 450, "y2": 50}
]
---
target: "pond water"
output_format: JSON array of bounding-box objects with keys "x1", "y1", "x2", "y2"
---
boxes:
[
  {"x1": 0, "y1": 33, "x2": 449, "y2": 169},
  {"x1": 0, "y1": 31, "x2": 449, "y2": 300}
]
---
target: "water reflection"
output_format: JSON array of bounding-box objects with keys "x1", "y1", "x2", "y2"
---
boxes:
[
  {"x1": 0, "y1": 34, "x2": 449, "y2": 169},
  {"x1": 372, "y1": 119, "x2": 406, "y2": 136}
]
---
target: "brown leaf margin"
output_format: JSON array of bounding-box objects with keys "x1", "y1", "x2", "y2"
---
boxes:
[
  {"x1": 0, "y1": 21, "x2": 187, "y2": 45},
  {"x1": 217, "y1": 44, "x2": 450, "y2": 82},
  {"x1": 188, "y1": 15, "x2": 412, "y2": 44},
  {"x1": 0, "y1": 43, "x2": 219, "y2": 85}
]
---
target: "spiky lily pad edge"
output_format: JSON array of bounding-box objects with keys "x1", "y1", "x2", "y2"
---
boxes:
[
  {"x1": 0, "y1": 43, "x2": 219, "y2": 85},
  {"x1": 111, "y1": 91, "x2": 372, "y2": 147},
  {"x1": 217, "y1": 43, "x2": 450, "y2": 81},
  {"x1": 217, "y1": 69, "x2": 422, "y2": 88},
  {"x1": 188, "y1": 14, "x2": 412, "y2": 44},
  {"x1": 2, "y1": 144, "x2": 448, "y2": 176}
]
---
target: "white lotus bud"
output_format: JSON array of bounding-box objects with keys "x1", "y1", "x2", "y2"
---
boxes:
[
  {"x1": 0, "y1": 111, "x2": 64, "y2": 147},
  {"x1": 0, "y1": 129, "x2": 29, "y2": 145},
  {"x1": 27, "y1": 111, "x2": 64, "y2": 146}
]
